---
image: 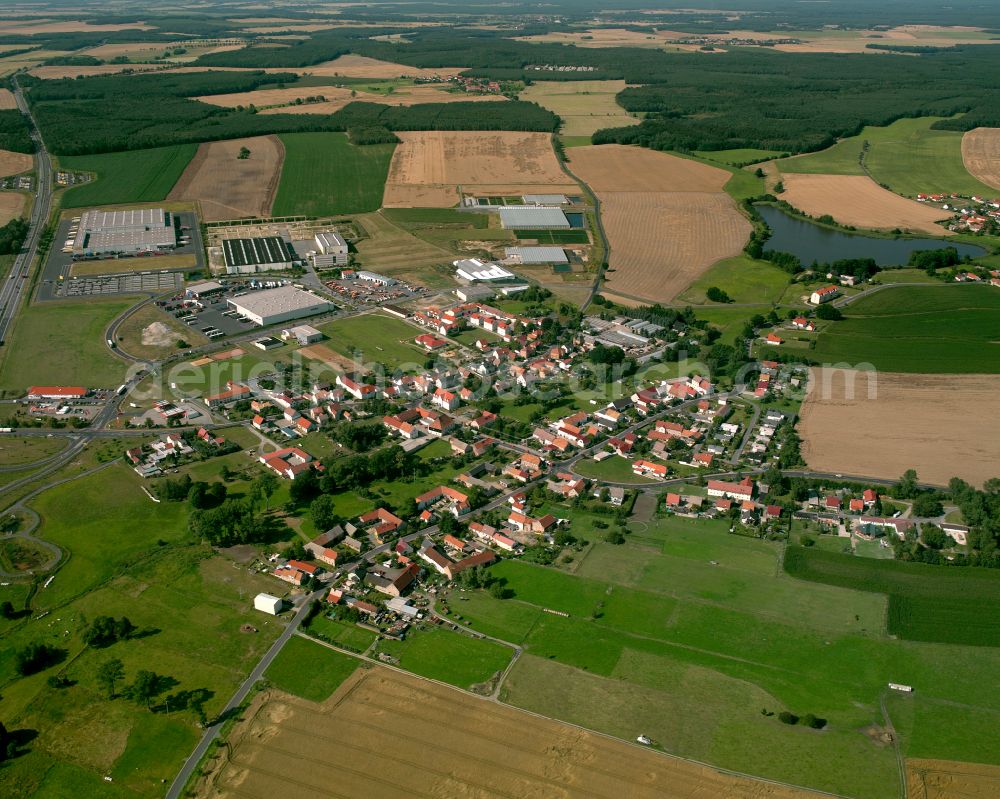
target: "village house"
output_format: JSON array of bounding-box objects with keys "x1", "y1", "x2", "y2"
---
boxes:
[
  {"x1": 633, "y1": 459, "x2": 668, "y2": 479},
  {"x1": 809, "y1": 286, "x2": 841, "y2": 305},
  {"x1": 259, "y1": 447, "x2": 318, "y2": 480},
  {"x1": 205, "y1": 380, "x2": 251, "y2": 408},
  {"x1": 707, "y1": 478, "x2": 755, "y2": 503},
  {"x1": 414, "y1": 485, "x2": 471, "y2": 517}
]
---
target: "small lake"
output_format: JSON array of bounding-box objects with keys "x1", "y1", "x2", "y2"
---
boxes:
[{"x1": 756, "y1": 204, "x2": 987, "y2": 265}]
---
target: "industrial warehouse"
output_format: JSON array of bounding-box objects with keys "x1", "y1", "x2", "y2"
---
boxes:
[
  {"x1": 72, "y1": 207, "x2": 176, "y2": 257},
  {"x1": 228, "y1": 285, "x2": 335, "y2": 326},
  {"x1": 222, "y1": 236, "x2": 297, "y2": 274},
  {"x1": 497, "y1": 206, "x2": 570, "y2": 230}
]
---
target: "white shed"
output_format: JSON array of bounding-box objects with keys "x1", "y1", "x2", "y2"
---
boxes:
[{"x1": 254, "y1": 593, "x2": 283, "y2": 615}]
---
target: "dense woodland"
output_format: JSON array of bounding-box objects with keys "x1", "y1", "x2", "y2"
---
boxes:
[
  {"x1": 21, "y1": 71, "x2": 557, "y2": 154},
  {"x1": 0, "y1": 110, "x2": 33, "y2": 154}
]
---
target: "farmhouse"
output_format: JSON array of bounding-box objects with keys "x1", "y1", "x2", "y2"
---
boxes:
[
  {"x1": 222, "y1": 236, "x2": 296, "y2": 274},
  {"x1": 810, "y1": 286, "x2": 841, "y2": 305},
  {"x1": 72, "y1": 207, "x2": 175, "y2": 257},
  {"x1": 497, "y1": 206, "x2": 570, "y2": 230},
  {"x1": 260, "y1": 447, "x2": 317, "y2": 479},
  {"x1": 228, "y1": 286, "x2": 334, "y2": 326},
  {"x1": 313, "y1": 231, "x2": 349, "y2": 266}
]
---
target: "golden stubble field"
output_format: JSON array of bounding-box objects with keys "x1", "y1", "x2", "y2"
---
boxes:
[
  {"x1": 568, "y1": 144, "x2": 750, "y2": 303},
  {"x1": 0, "y1": 192, "x2": 25, "y2": 226},
  {"x1": 301, "y1": 54, "x2": 467, "y2": 79},
  {"x1": 961, "y1": 127, "x2": 1000, "y2": 191},
  {"x1": 0, "y1": 148, "x2": 32, "y2": 178},
  {"x1": 383, "y1": 131, "x2": 579, "y2": 207},
  {"x1": 196, "y1": 666, "x2": 827, "y2": 799},
  {"x1": 258, "y1": 85, "x2": 507, "y2": 115},
  {"x1": 0, "y1": 88, "x2": 16, "y2": 109},
  {"x1": 167, "y1": 135, "x2": 284, "y2": 221},
  {"x1": 520, "y1": 80, "x2": 640, "y2": 137},
  {"x1": 907, "y1": 759, "x2": 1000, "y2": 799},
  {"x1": 798, "y1": 369, "x2": 1000, "y2": 487},
  {"x1": 780, "y1": 174, "x2": 954, "y2": 234}
]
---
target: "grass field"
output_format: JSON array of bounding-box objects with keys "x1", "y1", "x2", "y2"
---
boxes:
[
  {"x1": 572, "y1": 455, "x2": 658, "y2": 484},
  {"x1": 0, "y1": 435, "x2": 67, "y2": 466},
  {"x1": 58, "y1": 144, "x2": 197, "y2": 208},
  {"x1": 0, "y1": 298, "x2": 136, "y2": 393},
  {"x1": 784, "y1": 545, "x2": 1000, "y2": 647},
  {"x1": 808, "y1": 285, "x2": 1000, "y2": 373},
  {"x1": 272, "y1": 132, "x2": 395, "y2": 217},
  {"x1": 695, "y1": 148, "x2": 786, "y2": 165},
  {"x1": 318, "y1": 312, "x2": 425, "y2": 369},
  {"x1": 374, "y1": 626, "x2": 513, "y2": 690},
  {"x1": 778, "y1": 117, "x2": 997, "y2": 197},
  {"x1": 265, "y1": 636, "x2": 360, "y2": 702},
  {"x1": 676, "y1": 255, "x2": 793, "y2": 305},
  {"x1": 441, "y1": 515, "x2": 1000, "y2": 797},
  {"x1": 69, "y1": 254, "x2": 197, "y2": 277},
  {"x1": 304, "y1": 613, "x2": 378, "y2": 653}
]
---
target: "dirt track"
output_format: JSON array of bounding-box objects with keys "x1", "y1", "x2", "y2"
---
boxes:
[
  {"x1": 196, "y1": 666, "x2": 826, "y2": 799},
  {"x1": 799, "y1": 369, "x2": 1000, "y2": 487},
  {"x1": 568, "y1": 145, "x2": 749, "y2": 303},
  {"x1": 961, "y1": 127, "x2": 1000, "y2": 192},
  {"x1": 383, "y1": 131, "x2": 578, "y2": 207},
  {"x1": 781, "y1": 174, "x2": 954, "y2": 234},
  {"x1": 167, "y1": 136, "x2": 284, "y2": 221}
]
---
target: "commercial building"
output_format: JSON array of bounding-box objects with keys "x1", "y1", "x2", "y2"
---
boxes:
[
  {"x1": 282, "y1": 324, "x2": 324, "y2": 345},
  {"x1": 504, "y1": 246, "x2": 568, "y2": 265},
  {"x1": 222, "y1": 237, "x2": 296, "y2": 274},
  {"x1": 228, "y1": 285, "x2": 334, "y2": 326},
  {"x1": 454, "y1": 258, "x2": 517, "y2": 282},
  {"x1": 356, "y1": 270, "x2": 397, "y2": 286},
  {"x1": 27, "y1": 386, "x2": 90, "y2": 400},
  {"x1": 185, "y1": 280, "x2": 225, "y2": 300},
  {"x1": 313, "y1": 231, "x2": 349, "y2": 267},
  {"x1": 522, "y1": 194, "x2": 568, "y2": 205},
  {"x1": 497, "y1": 206, "x2": 570, "y2": 230},
  {"x1": 72, "y1": 207, "x2": 176, "y2": 257},
  {"x1": 253, "y1": 593, "x2": 283, "y2": 615}
]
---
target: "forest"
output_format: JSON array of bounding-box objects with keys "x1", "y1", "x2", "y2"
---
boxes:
[
  {"x1": 0, "y1": 110, "x2": 33, "y2": 154},
  {"x1": 22, "y1": 71, "x2": 557, "y2": 154}
]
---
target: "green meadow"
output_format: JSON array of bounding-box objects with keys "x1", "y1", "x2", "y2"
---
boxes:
[
  {"x1": 272, "y1": 132, "x2": 395, "y2": 217},
  {"x1": 374, "y1": 626, "x2": 513, "y2": 690},
  {"x1": 265, "y1": 637, "x2": 360, "y2": 702},
  {"x1": 676, "y1": 255, "x2": 793, "y2": 306},
  {"x1": 808, "y1": 284, "x2": 1000, "y2": 373},
  {"x1": 318, "y1": 312, "x2": 428, "y2": 369},
  {"x1": 443, "y1": 515, "x2": 1000, "y2": 798},
  {"x1": 58, "y1": 144, "x2": 197, "y2": 208}
]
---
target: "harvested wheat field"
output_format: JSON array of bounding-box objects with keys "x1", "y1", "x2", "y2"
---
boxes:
[
  {"x1": 383, "y1": 131, "x2": 578, "y2": 207},
  {"x1": 258, "y1": 84, "x2": 507, "y2": 115},
  {"x1": 907, "y1": 759, "x2": 1000, "y2": 799},
  {"x1": 521, "y1": 80, "x2": 639, "y2": 137},
  {"x1": 961, "y1": 127, "x2": 1000, "y2": 191},
  {"x1": 569, "y1": 145, "x2": 749, "y2": 302},
  {"x1": 167, "y1": 135, "x2": 284, "y2": 221},
  {"x1": 781, "y1": 174, "x2": 953, "y2": 234},
  {"x1": 196, "y1": 667, "x2": 825, "y2": 799},
  {"x1": 0, "y1": 192, "x2": 25, "y2": 226},
  {"x1": 0, "y1": 88, "x2": 15, "y2": 110},
  {"x1": 303, "y1": 54, "x2": 467, "y2": 79},
  {"x1": 0, "y1": 148, "x2": 32, "y2": 178},
  {"x1": 0, "y1": 20, "x2": 151, "y2": 35},
  {"x1": 799, "y1": 370, "x2": 1000, "y2": 487},
  {"x1": 195, "y1": 85, "x2": 354, "y2": 109}
]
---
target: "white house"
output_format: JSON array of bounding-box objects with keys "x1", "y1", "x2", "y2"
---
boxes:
[{"x1": 253, "y1": 593, "x2": 283, "y2": 615}]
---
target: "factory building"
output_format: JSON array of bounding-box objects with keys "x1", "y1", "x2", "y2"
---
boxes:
[
  {"x1": 356, "y1": 270, "x2": 396, "y2": 286},
  {"x1": 312, "y1": 231, "x2": 349, "y2": 267},
  {"x1": 72, "y1": 207, "x2": 176, "y2": 257},
  {"x1": 222, "y1": 237, "x2": 296, "y2": 274},
  {"x1": 454, "y1": 258, "x2": 517, "y2": 282},
  {"x1": 228, "y1": 285, "x2": 334, "y2": 326},
  {"x1": 497, "y1": 206, "x2": 570, "y2": 230},
  {"x1": 504, "y1": 246, "x2": 569, "y2": 265}
]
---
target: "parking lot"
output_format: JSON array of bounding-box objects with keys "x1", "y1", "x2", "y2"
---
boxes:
[{"x1": 37, "y1": 210, "x2": 205, "y2": 302}]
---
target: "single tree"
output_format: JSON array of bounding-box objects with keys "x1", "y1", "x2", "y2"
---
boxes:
[
  {"x1": 96, "y1": 658, "x2": 125, "y2": 699},
  {"x1": 129, "y1": 670, "x2": 161, "y2": 709},
  {"x1": 252, "y1": 472, "x2": 279, "y2": 510}
]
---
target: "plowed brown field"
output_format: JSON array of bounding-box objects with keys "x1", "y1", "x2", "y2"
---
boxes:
[
  {"x1": 568, "y1": 145, "x2": 750, "y2": 302},
  {"x1": 196, "y1": 666, "x2": 826, "y2": 799},
  {"x1": 383, "y1": 131, "x2": 578, "y2": 207},
  {"x1": 167, "y1": 135, "x2": 284, "y2": 221},
  {"x1": 907, "y1": 759, "x2": 1000, "y2": 799},
  {"x1": 961, "y1": 127, "x2": 1000, "y2": 191},
  {"x1": 0, "y1": 149, "x2": 32, "y2": 178},
  {"x1": 781, "y1": 174, "x2": 953, "y2": 234},
  {"x1": 799, "y1": 369, "x2": 1000, "y2": 487}
]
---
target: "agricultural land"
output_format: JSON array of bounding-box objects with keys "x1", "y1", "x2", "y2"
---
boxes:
[
  {"x1": 58, "y1": 144, "x2": 198, "y2": 208},
  {"x1": 520, "y1": 80, "x2": 640, "y2": 138},
  {"x1": 961, "y1": 127, "x2": 1000, "y2": 192}
]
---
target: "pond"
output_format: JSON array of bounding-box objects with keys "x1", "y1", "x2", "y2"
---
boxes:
[{"x1": 756, "y1": 204, "x2": 987, "y2": 265}]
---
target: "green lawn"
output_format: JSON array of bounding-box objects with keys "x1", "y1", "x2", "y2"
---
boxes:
[
  {"x1": 0, "y1": 299, "x2": 137, "y2": 392},
  {"x1": 573, "y1": 455, "x2": 656, "y2": 484},
  {"x1": 778, "y1": 117, "x2": 996, "y2": 197},
  {"x1": 304, "y1": 614, "x2": 378, "y2": 653},
  {"x1": 374, "y1": 626, "x2": 513, "y2": 690},
  {"x1": 676, "y1": 255, "x2": 792, "y2": 305},
  {"x1": 381, "y1": 208, "x2": 488, "y2": 228},
  {"x1": 318, "y1": 312, "x2": 425, "y2": 370},
  {"x1": 272, "y1": 132, "x2": 395, "y2": 217},
  {"x1": 265, "y1": 636, "x2": 360, "y2": 702},
  {"x1": 693, "y1": 304, "x2": 767, "y2": 345},
  {"x1": 58, "y1": 144, "x2": 197, "y2": 208},
  {"x1": 808, "y1": 284, "x2": 1000, "y2": 373}
]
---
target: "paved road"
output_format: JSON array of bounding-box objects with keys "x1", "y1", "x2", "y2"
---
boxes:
[
  {"x1": 0, "y1": 76, "x2": 52, "y2": 345},
  {"x1": 164, "y1": 589, "x2": 322, "y2": 799}
]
